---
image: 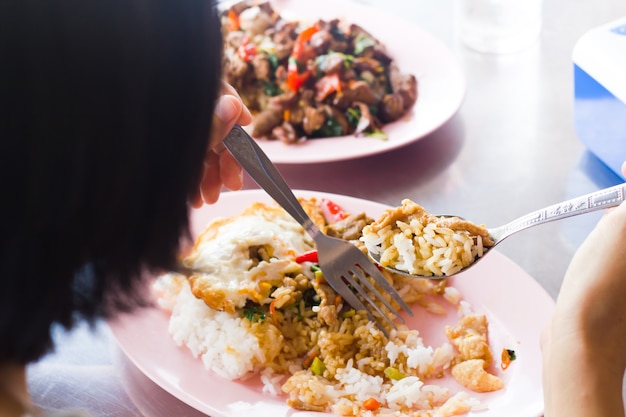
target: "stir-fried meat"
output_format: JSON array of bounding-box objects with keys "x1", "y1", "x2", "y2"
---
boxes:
[
  {"x1": 286, "y1": 106, "x2": 304, "y2": 126},
  {"x1": 326, "y1": 212, "x2": 373, "y2": 241},
  {"x1": 272, "y1": 20, "x2": 298, "y2": 60},
  {"x1": 315, "y1": 19, "x2": 350, "y2": 53},
  {"x1": 347, "y1": 24, "x2": 392, "y2": 64},
  {"x1": 312, "y1": 281, "x2": 339, "y2": 326},
  {"x1": 370, "y1": 199, "x2": 495, "y2": 247},
  {"x1": 272, "y1": 122, "x2": 299, "y2": 144},
  {"x1": 228, "y1": 1, "x2": 253, "y2": 16},
  {"x1": 238, "y1": 4, "x2": 274, "y2": 35},
  {"x1": 302, "y1": 106, "x2": 327, "y2": 135},
  {"x1": 438, "y1": 217, "x2": 494, "y2": 247},
  {"x1": 251, "y1": 108, "x2": 283, "y2": 137},
  {"x1": 222, "y1": 1, "x2": 418, "y2": 142},
  {"x1": 224, "y1": 53, "x2": 248, "y2": 87},
  {"x1": 353, "y1": 56, "x2": 384, "y2": 73},
  {"x1": 309, "y1": 29, "x2": 332, "y2": 53},
  {"x1": 251, "y1": 53, "x2": 271, "y2": 81},
  {"x1": 225, "y1": 30, "x2": 246, "y2": 49},
  {"x1": 379, "y1": 92, "x2": 405, "y2": 123},
  {"x1": 389, "y1": 63, "x2": 418, "y2": 111},
  {"x1": 315, "y1": 52, "x2": 346, "y2": 75},
  {"x1": 354, "y1": 102, "x2": 381, "y2": 135},
  {"x1": 326, "y1": 106, "x2": 351, "y2": 136},
  {"x1": 269, "y1": 91, "x2": 298, "y2": 111},
  {"x1": 333, "y1": 80, "x2": 376, "y2": 109}
]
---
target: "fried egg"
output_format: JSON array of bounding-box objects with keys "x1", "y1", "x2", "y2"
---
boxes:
[{"x1": 184, "y1": 202, "x2": 315, "y2": 313}]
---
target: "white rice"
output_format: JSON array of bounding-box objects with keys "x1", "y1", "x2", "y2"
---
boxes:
[
  {"x1": 162, "y1": 277, "x2": 265, "y2": 380},
  {"x1": 360, "y1": 201, "x2": 490, "y2": 277}
]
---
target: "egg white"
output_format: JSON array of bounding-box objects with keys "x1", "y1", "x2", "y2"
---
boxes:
[{"x1": 184, "y1": 202, "x2": 315, "y2": 311}]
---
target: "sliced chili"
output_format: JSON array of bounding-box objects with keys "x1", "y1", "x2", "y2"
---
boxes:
[
  {"x1": 286, "y1": 58, "x2": 311, "y2": 92},
  {"x1": 237, "y1": 36, "x2": 257, "y2": 62},
  {"x1": 295, "y1": 250, "x2": 318, "y2": 263},
  {"x1": 292, "y1": 25, "x2": 319, "y2": 62},
  {"x1": 321, "y1": 198, "x2": 348, "y2": 222}
]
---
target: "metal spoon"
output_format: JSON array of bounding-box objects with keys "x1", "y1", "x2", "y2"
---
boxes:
[{"x1": 369, "y1": 182, "x2": 626, "y2": 279}]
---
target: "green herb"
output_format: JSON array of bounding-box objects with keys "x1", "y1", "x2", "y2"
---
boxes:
[
  {"x1": 314, "y1": 53, "x2": 354, "y2": 78},
  {"x1": 243, "y1": 305, "x2": 266, "y2": 322},
  {"x1": 354, "y1": 33, "x2": 377, "y2": 55},
  {"x1": 316, "y1": 116, "x2": 344, "y2": 137},
  {"x1": 288, "y1": 56, "x2": 306, "y2": 72},
  {"x1": 265, "y1": 52, "x2": 279, "y2": 71},
  {"x1": 364, "y1": 131, "x2": 388, "y2": 141},
  {"x1": 346, "y1": 107, "x2": 361, "y2": 127},
  {"x1": 262, "y1": 81, "x2": 282, "y2": 97},
  {"x1": 506, "y1": 349, "x2": 517, "y2": 361},
  {"x1": 329, "y1": 26, "x2": 347, "y2": 42},
  {"x1": 302, "y1": 288, "x2": 320, "y2": 308},
  {"x1": 294, "y1": 303, "x2": 303, "y2": 320}
]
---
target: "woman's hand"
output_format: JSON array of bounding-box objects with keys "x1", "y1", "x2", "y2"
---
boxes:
[
  {"x1": 542, "y1": 162, "x2": 626, "y2": 417},
  {"x1": 192, "y1": 82, "x2": 253, "y2": 207}
]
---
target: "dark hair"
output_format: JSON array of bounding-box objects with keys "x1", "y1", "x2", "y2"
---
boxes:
[{"x1": 0, "y1": 1, "x2": 223, "y2": 363}]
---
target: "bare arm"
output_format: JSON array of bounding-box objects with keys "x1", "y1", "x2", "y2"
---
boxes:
[{"x1": 542, "y1": 163, "x2": 626, "y2": 417}]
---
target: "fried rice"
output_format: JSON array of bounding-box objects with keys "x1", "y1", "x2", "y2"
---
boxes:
[
  {"x1": 360, "y1": 199, "x2": 494, "y2": 277},
  {"x1": 153, "y1": 198, "x2": 504, "y2": 416}
]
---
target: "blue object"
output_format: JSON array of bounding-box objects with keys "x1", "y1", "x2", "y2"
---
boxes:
[
  {"x1": 611, "y1": 24, "x2": 626, "y2": 36},
  {"x1": 573, "y1": 17, "x2": 626, "y2": 180}
]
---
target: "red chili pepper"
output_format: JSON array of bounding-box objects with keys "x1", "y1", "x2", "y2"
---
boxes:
[
  {"x1": 321, "y1": 198, "x2": 348, "y2": 223},
  {"x1": 291, "y1": 25, "x2": 319, "y2": 62},
  {"x1": 286, "y1": 58, "x2": 311, "y2": 92},
  {"x1": 269, "y1": 299, "x2": 279, "y2": 326},
  {"x1": 295, "y1": 250, "x2": 318, "y2": 263},
  {"x1": 238, "y1": 36, "x2": 257, "y2": 62},
  {"x1": 227, "y1": 9, "x2": 240, "y2": 31}
]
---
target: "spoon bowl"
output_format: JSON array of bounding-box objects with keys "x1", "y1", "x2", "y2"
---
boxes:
[{"x1": 369, "y1": 183, "x2": 626, "y2": 279}]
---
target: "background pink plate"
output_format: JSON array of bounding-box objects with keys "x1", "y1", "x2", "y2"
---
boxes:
[
  {"x1": 234, "y1": 0, "x2": 466, "y2": 164},
  {"x1": 109, "y1": 190, "x2": 554, "y2": 417}
]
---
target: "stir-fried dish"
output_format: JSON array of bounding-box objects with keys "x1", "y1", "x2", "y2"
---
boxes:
[
  {"x1": 361, "y1": 200, "x2": 495, "y2": 277},
  {"x1": 221, "y1": 1, "x2": 418, "y2": 144},
  {"x1": 154, "y1": 197, "x2": 508, "y2": 416}
]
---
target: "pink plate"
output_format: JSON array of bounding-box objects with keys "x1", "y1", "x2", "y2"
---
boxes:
[
  {"x1": 235, "y1": 0, "x2": 466, "y2": 164},
  {"x1": 109, "y1": 190, "x2": 553, "y2": 417}
]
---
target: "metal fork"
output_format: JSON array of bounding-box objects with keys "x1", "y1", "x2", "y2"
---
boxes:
[{"x1": 222, "y1": 125, "x2": 413, "y2": 332}]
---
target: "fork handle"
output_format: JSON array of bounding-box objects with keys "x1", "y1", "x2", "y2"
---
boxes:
[
  {"x1": 493, "y1": 182, "x2": 626, "y2": 242},
  {"x1": 223, "y1": 125, "x2": 321, "y2": 237}
]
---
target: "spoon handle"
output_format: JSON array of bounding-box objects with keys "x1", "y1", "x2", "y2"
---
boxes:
[{"x1": 491, "y1": 183, "x2": 626, "y2": 242}]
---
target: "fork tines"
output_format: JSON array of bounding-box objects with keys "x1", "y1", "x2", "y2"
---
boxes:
[{"x1": 335, "y1": 257, "x2": 413, "y2": 336}]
